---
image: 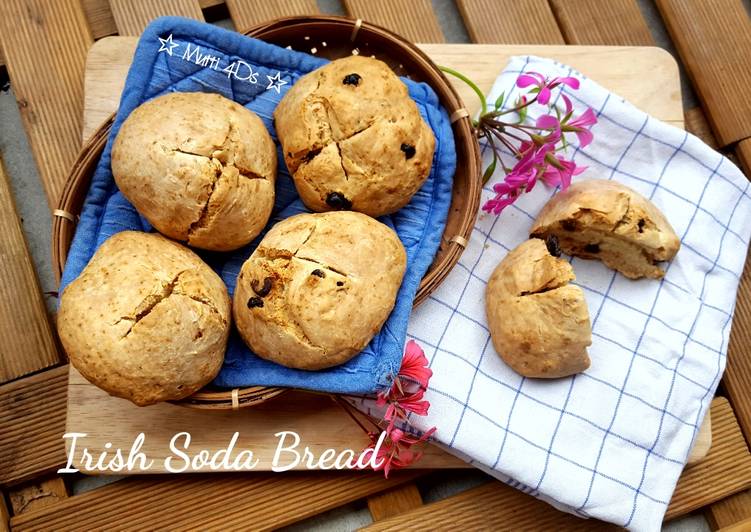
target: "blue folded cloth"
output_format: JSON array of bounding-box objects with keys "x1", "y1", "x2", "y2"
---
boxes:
[{"x1": 60, "y1": 17, "x2": 456, "y2": 395}]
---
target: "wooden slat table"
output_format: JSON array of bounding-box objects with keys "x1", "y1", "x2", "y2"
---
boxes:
[
  {"x1": 0, "y1": 0, "x2": 92, "y2": 208},
  {"x1": 0, "y1": 157, "x2": 59, "y2": 382},
  {"x1": 457, "y1": 0, "x2": 564, "y2": 44},
  {"x1": 224, "y1": 0, "x2": 319, "y2": 33},
  {"x1": 0, "y1": 366, "x2": 68, "y2": 486},
  {"x1": 655, "y1": 0, "x2": 751, "y2": 463},
  {"x1": 343, "y1": 0, "x2": 444, "y2": 43},
  {"x1": 108, "y1": 0, "x2": 205, "y2": 35}
]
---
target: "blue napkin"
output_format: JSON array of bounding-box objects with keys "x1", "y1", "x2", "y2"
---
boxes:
[{"x1": 60, "y1": 17, "x2": 456, "y2": 395}]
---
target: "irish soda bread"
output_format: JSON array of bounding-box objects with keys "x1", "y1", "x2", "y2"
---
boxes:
[
  {"x1": 57, "y1": 231, "x2": 231, "y2": 406},
  {"x1": 112, "y1": 92, "x2": 277, "y2": 251},
  {"x1": 530, "y1": 179, "x2": 680, "y2": 279},
  {"x1": 273, "y1": 56, "x2": 435, "y2": 217},
  {"x1": 486, "y1": 238, "x2": 592, "y2": 378},
  {"x1": 233, "y1": 211, "x2": 407, "y2": 370}
]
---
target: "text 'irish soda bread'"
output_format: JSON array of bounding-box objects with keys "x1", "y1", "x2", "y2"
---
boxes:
[
  {"x1": 530, "y1": 179, "x2": 680, "y2": 279},
  {"x1": 234, "y1": 211, "x2": 407, "y2": 370},
  {"x1": 274, "y1": 56, "x2": 435, "y2": 217},
  {"x1": 112, "y1": 92, "x2": 277, "y2": 251},
  {"x1": 486, "y1": 238, "x2": 592, "y2": 378},
  {"x1": 57, "y1": 231, "x2": 231, "y2": 406}
]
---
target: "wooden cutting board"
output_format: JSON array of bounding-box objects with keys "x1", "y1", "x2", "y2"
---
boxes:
[{"x1": 67, "y1": 38, "x2": 705, "y2": 473}]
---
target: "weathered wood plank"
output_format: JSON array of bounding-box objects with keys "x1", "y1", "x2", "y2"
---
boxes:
[
  {"x1": 718, "y1": 516, "x2": 751, "y2": 532},
  {"x1": 11, "y1": 471, "x2": 425, "y2": 531},
  {"x1": 363, "y1": 480, "x2": 618, "y2": 531},
  {"x1": 81, "y1": 0, "x2": 118, "y2": 39},
  {"x1": 655, "y1": 0, "x2": 751, "y2": 147},
  {"x1": 342, "y1": 0, "x2": 444, "y2": 43},
  {"x1": 549, "y1": 0, "x2": 653, "y2": 46},
  {"x1": 0, "y1": 157, "x2": 60, "y2": 382},
  {"x1": 0, "y1": 366, "x2": 68, "y2": 486},
  {"x1": 9, "y1": 476, "x2": 68, "y2": 515},
  {"x1": 363, "y1": 398, "x2": 750, "y2": 529},
  {"x1": 0, "y1": 0, "x2": 92, "y2": 207},
  {"x1": 736, "y1": 139, "x2": 751, "y2": 177},
  {"x1": 367, "y1": 483, "x2": 423, "y2": 521},
  {"x1": 707, "y1": 490, "x2": 751, "y2": 530},
  {"x1": 108, "y1": 0, "x2": 205, "y2": 35},
  {"x1": 456, "y1": 0, "x2": 564, "y2": 44},
  {"x1": 724, "y1": 247, "x2": 751, "y2": 443},
  {"x1": 224, "y1": 0, "x2": 318, "y2": 33},
  {"x1": 666, "y1": 398, "x2": 751, "y2": 520},
  {"x1": 0, "y1": 492, "x2": 9, "y2": 532}
]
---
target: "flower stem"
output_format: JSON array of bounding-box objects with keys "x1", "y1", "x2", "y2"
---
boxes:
[
  {"x1": 439, "y1": 65, "x2": 487, "y2": 118},
  {"x1": 331, "y1": 395, "x2": 382, "y2": 432}
]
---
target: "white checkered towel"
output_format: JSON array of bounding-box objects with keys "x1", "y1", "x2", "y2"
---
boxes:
[{"x1": 356, "y1": 56, "x2": 751, "y2": 531}]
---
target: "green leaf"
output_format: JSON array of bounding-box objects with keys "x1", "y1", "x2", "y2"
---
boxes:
[
  {"x1": 482, "y1": 155, "x2": 498, "y2": 185},
  {"x1": 518, "y1": 104, "x2": 528, "y2": 123},
  {"x1": 494, "y1": 91, "x2": 505, "y2": 110}
]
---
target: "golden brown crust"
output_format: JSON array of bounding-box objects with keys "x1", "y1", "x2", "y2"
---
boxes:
[
  {"x1": 274, "y1": 56, "x2": 435, "y2": 217},
  {"x1": 486, "y1": 239, "x2": 591, "y2": 378},
  {"x1": 112, "y1": 92, "x2": 277, "y2": 251},
  {"x1": 233, "y1": 211, "x2": 407, "y2": 370},
  {"x1": 530, "y1": 179, "x2": 681, "y2": 279},
  {"x1": 57, "y1": 231, "x2": 231, "y2": 406}
]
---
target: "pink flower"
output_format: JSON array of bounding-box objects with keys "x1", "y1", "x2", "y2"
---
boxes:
[
  {"x1": 396, "y1": 389, "x2": 431, "y2": 417},
  {"x1": 441, "y1": 66, "x2": 595, "y2": 218},
  {"x1": 398, "y1": 340, "x2": 433, "y2": 389},
  {"x1": 541, "y1": 154, "x2": 586, "y2": 189},
  {"x1": 563, "y1": 107, "x2": 598, "y2": 147},
  {"x1": 516, "y1": 71, "x2": 580, "y2": 105},
  {"x1": 360, "y1": 426, "x2": 437, "y2": 478},
  {"x1": 482, "y1": 141, "x2": 555, "y2": 215},
  {"x1": 362, "y1": 340, "x2": 437, "y2": 477}
]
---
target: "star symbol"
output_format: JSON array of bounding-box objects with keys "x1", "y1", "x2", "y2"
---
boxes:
[
  {"x1": 158, "y1": 34, "x2": 179, "y2": 56},
  {"x1": 266, "y1": 71, "x2": 287, "y2": 93}
]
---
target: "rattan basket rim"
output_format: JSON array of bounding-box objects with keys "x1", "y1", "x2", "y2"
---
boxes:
[{"x1": 52, "y1": 15, "x2": 481, "y2": 410}]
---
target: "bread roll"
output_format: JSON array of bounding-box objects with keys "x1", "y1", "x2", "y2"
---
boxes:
[
  {"x1": 112, "y1": 92, "x2": 277, "y2": 251},
  {"x1": 58, "y1": 231, "x2": 231, "y2": 406},
  {"x1": 274, "y1": 56, "x2": 435, "y2": 217},
  {"x1": 233, "y1": 211, "x2": 406, "y2": 369}
]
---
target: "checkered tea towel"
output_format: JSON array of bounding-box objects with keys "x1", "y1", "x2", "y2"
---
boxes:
[{"x1": 356, "y1": 56, "x2": 751, "y2": 531}]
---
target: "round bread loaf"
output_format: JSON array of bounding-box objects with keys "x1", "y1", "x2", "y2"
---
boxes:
[
  {"x1": 530, "y1": 179, "x2": 680, "y2": 279},
  {"x1": 274, "y1": 56, "x2": 435, "y2": 217},
  {"x1": 233, "y1": 211, "x2": 407, "y2": 370},
  {"x1": 57, "y1": 231, "x2": 231, "y2": 406},
  {"x1": 112, "y1": 92, "x2": 277, "y2": 251},
  {"x1": 486, "y1": 238, "x2": 591, "y2": 378}
]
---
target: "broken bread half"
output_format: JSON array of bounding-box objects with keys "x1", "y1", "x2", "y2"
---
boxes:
[
  {"x1": 486, "y1": 237, "x2": 592, "y2": 379},
  {"x1": 530, "y1": 179, "x2": 680, "y2": 279}
]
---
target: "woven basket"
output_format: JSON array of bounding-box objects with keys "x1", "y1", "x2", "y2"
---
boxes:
[{"x1": 52, "y1": 16, "x2": 481, "y2": 410}]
